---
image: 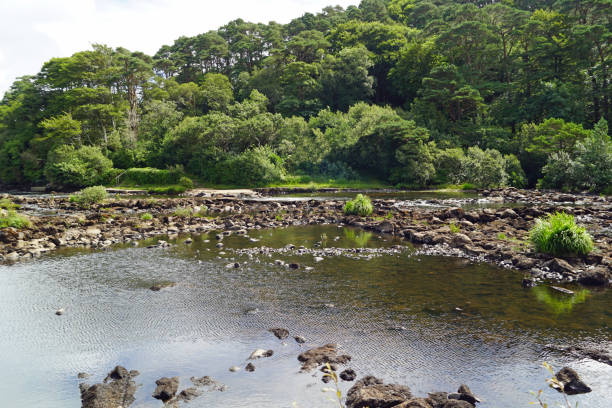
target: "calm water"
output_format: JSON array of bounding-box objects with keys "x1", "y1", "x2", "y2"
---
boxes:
[{"x1": 0, "y1": 225, "x2": 610, "y2": 407}]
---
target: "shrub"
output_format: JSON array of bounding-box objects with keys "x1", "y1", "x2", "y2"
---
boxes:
[
  {"x1": 0, "y1": 198, "x2": 19, "y2": 210},
  {"x1": 140, "y1": 213, "x2": 153, "y2": 221},
  {"x1": 69, "y1": 186, "x2": 108, "y2": 207},
  {"x1": 44, "y1": 145, "x2": 114, "y2": 187},
  {"x1": 0, "y1": 210, "x2": 31, "y2": 229},
  {"x1": 147, "y1": 185, "x2": 186, "y2": 195},
  {"x1": 344, "y1": 194, "x2": 373, "y2": 216},
  {"x1": 530, "y1": 212, "x2": 594, "y2": 256},
  {"x1": 120, "y1": 167, "x2": 183, "y2": 186},
  {"x1": 217, "y1": 146, "x2": 285, "y2": 186},
  {"x1": 460, "y1": 146, "x2": 507, "y2": 188},
  {"x1": 178, "y1": 176, "x2": 194, "y2": 189},
  {"x1": 172, "y1": 207, "x2": 193, "y2": 217},
  {"x1": 503, "y1": 154, "x2": 527, "y2": 188}
]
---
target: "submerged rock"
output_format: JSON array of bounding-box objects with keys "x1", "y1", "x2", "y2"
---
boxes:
[
  {"x1": 340, "y1": 368, "x2": 357, "y2": 381},
  {"x1": 294, "y1": 335, "x2": 306, "y2": 344},
  {"x1": 249, "y1": 349, "x2": 274, "y2": 359},
  {"x1": 245, "y1": 363, "x2": 255, "y2": 372},
  {"x1": 79, "y1": 365, "x2": 139, "y2": 408},
  {"x1": 268, "y1": 327, "x2": 290, "y2": 339},
  {"x1": 345, "y1": 376, "x2": 412, "y2": 408},
  {"x1": 152, "y1": 376, "x2": 179, "y2": 402},
  {"x1": 149, "y1": 281, "x2": 176, "y2": 291},
  {"x1": 553, "y1": 367, "x2": 592, "y2": 395}
]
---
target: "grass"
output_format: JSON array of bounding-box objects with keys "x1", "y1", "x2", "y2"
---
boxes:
[
  {"x1": 108, "y1": 184, "x2": 187, "y2": 195},
  {"x1": 0, "y1": 198, "x2": 20, "y2": 210},
  {"x1": 449, "y1": 222, "x2": 460, "y2": 233},
  {"x1": 140, "y1": 213, "x2": 153, "y2": 221},
  {"x1": 0, "y1": 210, "x2": 31, "y2": 229},
  {"x1": 343, "y1": 194, "x2": 373, "y2": 217},
  {"x1": 530, "y1": 212, "x2": 594, "y2": 256},
  {"x1": 70, "y1": 186, "x2": 108, "y2": 207}
]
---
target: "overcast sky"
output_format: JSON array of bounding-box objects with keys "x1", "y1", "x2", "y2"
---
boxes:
[{"x1": 0, "y1": 0, "x2": 358, "y2": 96}]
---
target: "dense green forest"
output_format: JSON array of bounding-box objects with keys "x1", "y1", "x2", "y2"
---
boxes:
[{"x1": 1, "y1": 0, "x2": 611, "y2": 192}]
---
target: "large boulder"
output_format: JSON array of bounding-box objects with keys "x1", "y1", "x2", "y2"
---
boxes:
[
  {"x1": 345, "y1": 376, "x2": 412, "y2": 408},
  {"x1": 578, "y1": 268, "x2": 611, "y2": 286},
  {"x1": 152, "y1": 376, "x2": 180, "y2": 402},
  {"x1": 80, "y1": 366, "x2": 140, "y2": 408}
]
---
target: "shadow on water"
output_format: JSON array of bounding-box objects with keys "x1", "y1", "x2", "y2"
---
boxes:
[{"x1": 0, "y1": 225, "x2": 610, "y2": 408}]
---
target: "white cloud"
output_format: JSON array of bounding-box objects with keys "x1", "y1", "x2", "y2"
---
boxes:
[{"x1": 0, "y1": 0, "x2": 359, "y2": 96}]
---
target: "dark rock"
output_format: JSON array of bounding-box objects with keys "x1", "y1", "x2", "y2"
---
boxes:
[
  {"x1": 268, "y1": 327, "x2": 290, "y2": 339},
  {"x1": 340, "y1": 368, "x2": 357, "y2": 381},
  {"x1": 578, "y1": 268, "x2": 611, "y2": 286},
  {"x1": 547, "y1": 258, "x2": 576, "y2": 274},
  {"x1": 297, "y1": 343, "x2": 351, "y2": 371},
  {"x1": 80, "y1": 366, "x2": 139, "y2": 408},
  {"x1": 426, "y1": 392, "x2": 449, "y2": 408},
  {"x1": 522, "y1": 277, "x2": 537, "y2": 288},
  {"x1": 294, "y1": 335, "x2": 306, "y2": 344},
  {"x1": 442, "y1": 400, "x2": 474, "y2": 408},
  {"x1": 245, "y1": 363, "x2": 255, "y2": 372},
  {"x1": 345, "y1": 376, "x2": 412, "y2": 408},
  {"x1": 553, "y1": 367, "x2": 592, "y2": 395},
  {"x1": 560, "y1": 346, "x2": 612, "y2": 366},
  {"x1": 190, "y1": 376, "x2": 225, "y2": 391},
  {"x1": 457, "y1": 384, "x2": 479, "y2": 404},
  {"x1": 152, "y1": 376, "x2": 180, "y2": 402},
  {"x1": 177, "y1": 387, "x2": 201, "y2": 402},
  {"x1": 289, "y1": 263, "x2": 300, "y2": 269},
  {"x1": 395, "y1": 399, "x2": 434, "y2": 408},
  {"x1": 149, "y1": 281, "x2": 176, "y2": 291},
  {"x1": 322, "y1": 375, "x2": 332, "y2": 383},
  {"x1": 77, "y1": 372, "x2": 90, "y2": 379}
]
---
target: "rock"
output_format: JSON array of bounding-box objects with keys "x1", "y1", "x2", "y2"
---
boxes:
[
  {"x1": 184, "y1": 238, "x2": 193, "y2": 244},
  {"x1": 245, "y1": 363, "x2": 255, "y2": 372},
  {"x1": 345, "y1": 376, "x2": 412, "y2": 408},
  {"x1": 522, "y1": 277, "x2": 537, "y2": 288},
  {"x1": 442, "y1": 400, "x2": 474, "y2": 408},
  {"x1": 268, "y1": 327, "x2": 290, "y2": 339},
  {"x1": 190, "y1": 376, "x2": 225, "y2": 391},
  {"x1": 375, "y1": 221, "x2": 394, "y2": 234},
  {"x1": 298, "y1": 343, "x2": 352, "y2": 371},
  {"x1": 395, "y1": 399, "x2": 433, "y2": 408},
  {"x1": 177, "y1": 387, "x2": 201, "y2": 402},
  {"x1": 426, "y1": 392, "x2": 449, "y2": 408},
  {"x1": 499, "y1": 208, "x2": 517, "y2": 218},
  {"x1": 55, "y1": 308, "x2": 65, "y2": 316},
  {"x1": 294, "y1": 335, "x2": 306, "y2": 344},
  {"x1": 558, "y1": 346, "x2": 612, "y2": 366},
  {"x1": 289, "y1": 263, "x2": 300, "y2": 269},
  {"x1": 149, "y1": 281, "x2": 176, "y2": 291},
  {"x1": 451, "y1": 233, "x2": 472, "y2": 246},
  {"x1": 550, "y1": 286, "x2": 574, "y2": 295},
  {"x1": 80, "y1": 366, "x2": 139, "y2": 408},
  {"x1": 547, "y1": 258, "x2": 576, "y2": 274},
  {"x1": 456, "y1": 384, "x2": 479, "y2": 404},
  {"x1": 340, "y1": 368, "x2": 357, "y2": 381},
  {"x1": 77, "y1": 372, "x2": 90, "y2": 379},
  {"x1": 249, "y1": 349, "x2": 273, "y2": 359},
  {"x1": 229, "y1": 366, "x2": 240, "y2": 372},
  {"x1": 578, "y1": 268, "x2": 611, "y2": 286},
  {"x1": 553, "y1": 367, "x2": 592, "y2": 395},
  {"x1": 216, "y1": 242, "x2": 224, "y2": 248},
  {"x1": 314, "y1": 256, "x2": 324, "y2": 262},
  {"x1": 152, "y1": 376, "x2": 179, "y2": 402}
]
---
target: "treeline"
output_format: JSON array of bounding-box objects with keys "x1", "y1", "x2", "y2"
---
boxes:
[{"x1": 0, "y1": 0, "x2": 610, "y2": 191}]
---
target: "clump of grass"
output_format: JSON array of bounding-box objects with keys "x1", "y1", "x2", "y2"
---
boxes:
[
  {"x1": 343, "y1": 194, "x2": 373, "y2": 217},
  {"x1": 172, "y1": 207, "x2": 193, "y2": 218},
  {"x1": 0, "y1": 198, "x2": 19, "y2": 210},
  {"x1": 449, "y1": 222, "x2": 460, "y2": 233},
  {"x1": 70, "y1": 186, "x2": 108, "y2": 207},
  {"x1": 0, "y1": 210, "x2": 31, "y2": 229},
  {"x1": 140, "y1": 212, "x2": 153, "y2": 221},
  {"x1": 530, "y1": 211, "x2": 594, "y2": 256},
  {"x1": 497, "y1": 232, "x2": 507, "y2": 240}
]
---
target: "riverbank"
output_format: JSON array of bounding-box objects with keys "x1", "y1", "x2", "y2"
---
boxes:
[{"x1": 1, "y1": 188, "x2": 610, "y2": 286}]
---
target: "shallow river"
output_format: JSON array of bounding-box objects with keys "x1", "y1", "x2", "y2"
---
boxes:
[{"x1": 0, "y1": 225, "x2": 610, "y2": 407}]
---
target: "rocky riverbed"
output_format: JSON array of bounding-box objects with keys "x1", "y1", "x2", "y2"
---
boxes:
[{"x1": 1, "y1": 188, "x2": 610, "y2": 286}]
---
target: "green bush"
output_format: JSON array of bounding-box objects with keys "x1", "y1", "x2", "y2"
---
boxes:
[
  {"x1": 147, "y1": 185, "x2": 186, "y2": 195},
  {"x1": 0, "y1": 198, "x2": 19, "y2": 210},
  {"x1": 530, "y1": 212, "x2": 594, "y2": 256},
  {"x1": 460, "y1": 146, "x2": 507, "y2": 188},
  {"x1": 178, "y1": 176, "x2": 194, "y2": 189},
  {"x1": 0, "y1": 210, "x2": 31, "y2": 229},
  {"x1": 120, "y1": 167, "x2": 183, "y2": 186},
  {"x1": 44, "y1": 145, "x2": 114, "y2": 187},
  {"x1": 217, "y1": 146, "x2": 284, "y2": 186},
  {"x1": 69, "y1": 186, "x2": 108, "y2": 207},
  {"x1": 343, "y1": 194, "x2": 373, "y2": 216},
  {"x1": 140, "y1": 213, "x2": 153, "y2": 221},
  {"x1": 172, "y1": 207, "x2": 193, "y2": 217}
]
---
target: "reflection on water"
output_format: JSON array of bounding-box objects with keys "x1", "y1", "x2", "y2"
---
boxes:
[
  {"x1": 533, "y1": 286, "x2": 591, "y2": 315},
  {"x1": 0, "y1": 225, "x2": 610, "y2": 408}
]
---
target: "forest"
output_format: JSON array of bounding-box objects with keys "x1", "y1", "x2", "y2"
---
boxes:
[{"x1": 0, "y1": 0, "x2": 610, "y2": 192}]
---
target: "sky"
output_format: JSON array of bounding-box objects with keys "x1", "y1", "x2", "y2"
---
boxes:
[{"x1": 0, "y1": 0, "x2": 358, "y2": 96}]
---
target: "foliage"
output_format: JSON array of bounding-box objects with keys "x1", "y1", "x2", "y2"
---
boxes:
[
  {"x1": 540, "y1": 118, "x2": 612, "y2": 192},
  {"x1": 44, "y1": 145, "x2": 113, "y2": 188},
  {"x1": 530, "y1": 212, "x2": 594, "y2": 256},
  {"x1": 140, "y1": 212, "x2": 153, "y2": 221},
  {"x1": 69, "y1": 186, "x2": 108, "y2": 207},
  {"x1": 343, "y1": 194, "x2": 373, "y2": 217},
  {"x1": 0, "y1": 198, "x2": 19, "y2": 210},
  {"x1": 1, "y1": 1, "x2": 611, "y2": 189},
  {"x1": 0, "y1": 210, "x2": 31, "y2": 229},
  {"x1": 178, "y1": 176, "x2": 194, "y2": 189},
  {"x1": 119, "y1": 167, "x2": 184, "y2": 186}
]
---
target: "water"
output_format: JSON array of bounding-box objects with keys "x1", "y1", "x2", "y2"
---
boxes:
[{"x1": 0, "y1": 225, "x2": 610, "y2": 407}]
